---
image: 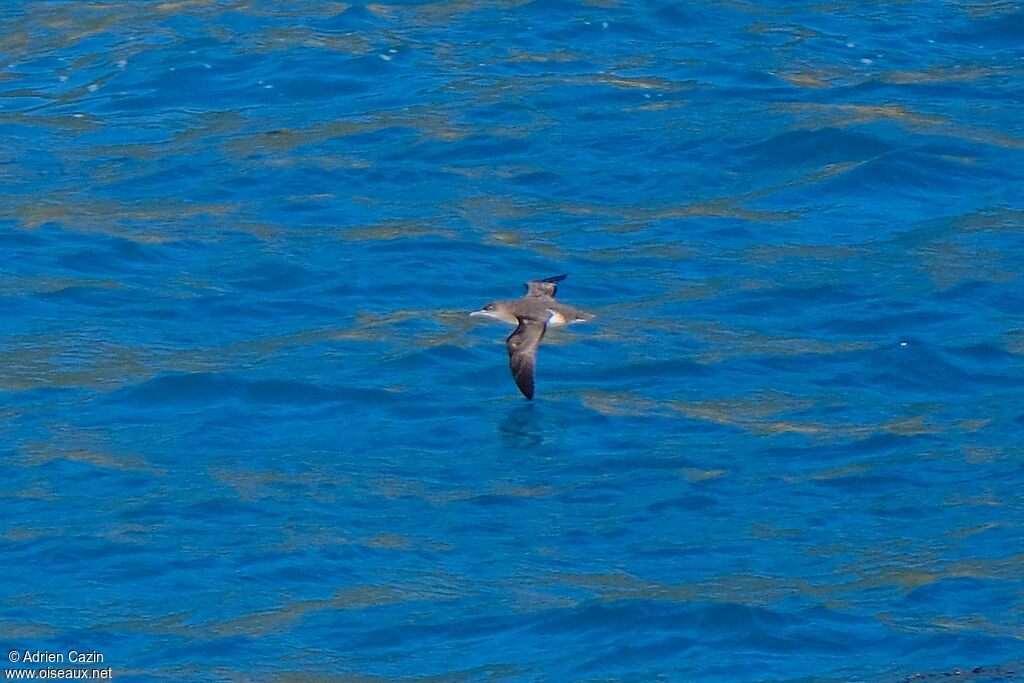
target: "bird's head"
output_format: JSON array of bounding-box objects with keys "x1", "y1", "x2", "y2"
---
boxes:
[{"x1": 469, "y1": 301, "x2": 518, "y2": 324}]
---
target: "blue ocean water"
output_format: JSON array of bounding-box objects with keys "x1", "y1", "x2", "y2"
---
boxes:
[{"x1": 2, "y1": 1, "x2": 1023, "y2": 680}]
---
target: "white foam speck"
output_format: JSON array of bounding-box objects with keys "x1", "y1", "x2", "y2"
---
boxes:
[
  {"x1": 380, "y1": 54, "x2": 392, "y2": 61},
  {"x1": 861, "y1": 58, "x2": 873, "y2": 65},
  {"x1": 73, "y1": 113, "x2": 84, "y2": 118},
  {"x1": 388, "y1": 48, "x2": 398, "y2": 54},
  {"x1": 899, "y1": 341, "x2": 908, "y2": 347},
  {"x1": 59, "y1": 75, "x2": 68, "y2": 82},
  {"x1": 846, "y1": 42, "x2": 855, "y2": 48},
  {"x1": 117, "y1": 59, "x2": 127, "y2": 69},
  {"x1": 87, "y1": 83, "x2": 99, "y2": 92},
  {"x1": 601, "y1": 21, "x2": 608, "y2": 29}
]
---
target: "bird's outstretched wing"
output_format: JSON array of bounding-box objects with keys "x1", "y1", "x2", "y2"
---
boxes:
[
  {"x1": 506, "y1": 315, "x2": 548, "y2": 400},
  {"x1": 524, "y1": 273, "x2": 567, "y2": 298}
]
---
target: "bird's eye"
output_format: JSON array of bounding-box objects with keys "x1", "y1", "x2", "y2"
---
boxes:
[{"x1": 485, "y1": 304, "x2": 494, "y2": 310}]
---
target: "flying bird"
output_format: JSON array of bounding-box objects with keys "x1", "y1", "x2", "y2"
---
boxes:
[{"x1": 470, "y1": 274, "x2": 594, "y2": 399}]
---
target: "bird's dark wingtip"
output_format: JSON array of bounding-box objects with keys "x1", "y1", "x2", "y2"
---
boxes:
[
  {"x1": 515, "y1": 376, "x2": 535, "y2": 399},
  {"x1": 540, "y1": 274, "x2": 568, "y2": 283}
]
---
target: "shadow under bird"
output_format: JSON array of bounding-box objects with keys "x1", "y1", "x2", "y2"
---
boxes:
[{"x1": 470, "y1": 274, "x2": 595, "y2": 400}]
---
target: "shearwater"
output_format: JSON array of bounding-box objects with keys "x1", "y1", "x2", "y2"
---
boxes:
[{"x1": 470, "y1": 275, "x2": 594, "y2": 400}]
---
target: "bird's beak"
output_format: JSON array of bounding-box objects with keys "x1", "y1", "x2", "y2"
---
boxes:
[{"x1": 469, "y1": 310, "x2": 488, "y2": 317}]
